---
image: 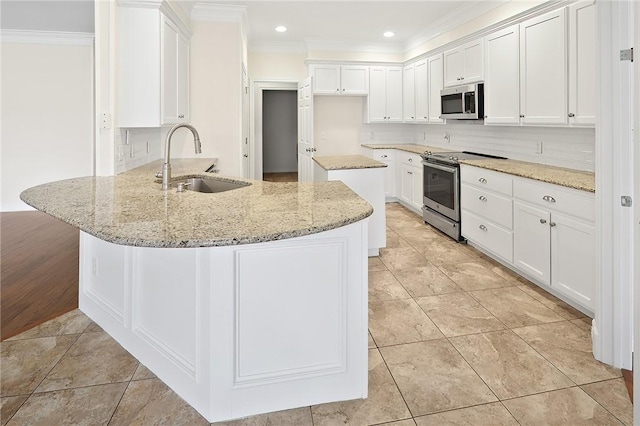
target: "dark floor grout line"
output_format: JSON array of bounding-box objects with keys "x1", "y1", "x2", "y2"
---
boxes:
[
  {"x1": 2, "y1": 394, "x2": 30, "y2": 425},
  {"x1": 106, "y1": 375, "x2": 135, "y2": 425},
  {"x1": 376, "y1": 347, "x2": 416, "y2": 420}
]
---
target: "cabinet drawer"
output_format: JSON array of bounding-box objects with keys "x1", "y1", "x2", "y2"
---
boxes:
[
  {"x1": 461, "y1": 165, "x2": 512, "y2": 196},
  {"x1": 399, "y1": 152, "x2": 422, "y2": 166},
  {"x1": 462, "y1": 209, "x2": 513, "y2": 263},
  {"x1": 373, "y1": 150, "x2": 395, "y2": 161},
  {"x1": 513, "y1": 179, "x2": 594, "y2": 222},
  {"x1": 461, "y1": 184, "x2": 513, "y2": 229}
]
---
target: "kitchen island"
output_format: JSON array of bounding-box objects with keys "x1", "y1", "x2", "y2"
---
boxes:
[{"x1": 20, "y1": 159, "x2": 372, "y2": 422}]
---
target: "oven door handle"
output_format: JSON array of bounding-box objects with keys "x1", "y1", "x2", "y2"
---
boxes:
[{"x1": 423, "y1": 161, "x2": 458, "y2": 173}]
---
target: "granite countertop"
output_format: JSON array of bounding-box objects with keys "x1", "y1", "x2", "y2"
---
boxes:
[
  {"x1": 361, "y1": 144, "x2": 449, "y2": 155},
  {"x1": 20, "y1": 158, "x2": 373, "y2": 248},
  {"x1": 459, "y1": 158, "x2": 595, "y2": 193},
  {"x1": 314, "y1": 155, "x2": 387, "y2": 170}
]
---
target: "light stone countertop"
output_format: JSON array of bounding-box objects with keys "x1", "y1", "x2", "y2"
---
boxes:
[
  {"x1": 360, "y1": 144, "x2": 449, "y2": 155},
  {"x1": 313, "y1": 155, "x2": 387, "y2": 170},
  {"x1": 459, "y1": 158, "x2": 595, "y2": 192},
  {"x1": 20, "y1": 158, "x2": 373, "y2": 248}
]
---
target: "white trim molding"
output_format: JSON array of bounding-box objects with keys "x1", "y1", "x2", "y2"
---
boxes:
[
  {"x1": 0, "y1": 29, "x2": 94, "y2": 46},
  {"x1": 249, "y1": 40, "x2": 306, "y2": 54}
]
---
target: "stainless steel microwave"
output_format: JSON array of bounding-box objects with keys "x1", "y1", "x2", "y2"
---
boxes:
[{"x1": 440, "y1": 83, "x2": 484, "y2": 120}]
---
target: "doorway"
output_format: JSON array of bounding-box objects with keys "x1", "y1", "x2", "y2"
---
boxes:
[{"x1": 262, "y1": 90, "x2": 298, "y2": 182}]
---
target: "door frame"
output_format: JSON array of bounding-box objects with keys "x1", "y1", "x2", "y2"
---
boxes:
[
  {"x1": 250, "y1": 80, "x2": 298, "y2": 180},
  {"x1": 634, "y1": 0, "x2": 639, "y2": 415}
]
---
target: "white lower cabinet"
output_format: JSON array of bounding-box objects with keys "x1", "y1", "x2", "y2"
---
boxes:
[
  {"x1": 462, "y1": 164, "x2": 595, "y2": 313},
  {"x1": 396, "y1": 153, "x2": 423, "y2": 213},
  {"x1": 371, "y1": 149, "x2": 396, "y2": 200}
]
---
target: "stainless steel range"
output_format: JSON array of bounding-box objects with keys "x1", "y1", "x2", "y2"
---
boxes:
[{"x1": 420, "y1": 150, "x2": 505, "y2": 241}]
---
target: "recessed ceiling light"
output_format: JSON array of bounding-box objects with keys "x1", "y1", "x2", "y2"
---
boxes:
[
  {"x1": 275, "y1": 26, "x2": 287, "y2": 33},
  {"x1": 383, "y1": 31, "x2": 395, "y2": 38}
]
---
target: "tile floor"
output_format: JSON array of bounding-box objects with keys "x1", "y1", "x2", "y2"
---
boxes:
[
  {"x1": 1, "y1": 203, "x2": 633, "y2": 425},
  {"x1": 262, "y1": 172, "x2": 298, "y2": 182}
]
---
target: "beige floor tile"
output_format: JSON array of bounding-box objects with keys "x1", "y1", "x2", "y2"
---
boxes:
[
  {"x1": 8, "y1": 383, "x2": 127, "y2": 425},
  {"x1": 369, "y1": 299, "x2": 444, "y2": 346},
  {"x1": 369, "y1": 257, "x2": 387, "y2": 272},
  {"x1": 386, "y1": 230, "x2": 411, "y2": 249},
  {"x1": 571, "y1": 317, "x2": 593, "y2": 332},
  {"x1": 380, "y1": 247, "x2": 430, "y2": 271},
  {"x1": 110, "y1": 378, "x2": 208, "y2": 425},
  {"x1": 518, "y1": 283, "x2": 586, "y2": 320},
  {"x1": 450, "y1": 330, "x2": 574, "y2": 399},
  {"x1": 132, "y1": 363, "x2": 156, "y2": 381},
  {"x1": 393, "y1": 224, "x2": 444, "y2": 241},
  {"x1": 502, "y1": 387, "x2": 623, "y2": 425},
  {"x1": 311, "y1": 349, "x2": 411, "y2": 426},
  {"x1": 470, "y1": 254, "x2": 526, "y2": 284},
  {"x1": 368, "y1": 332, "x2": 377, "y2": 349},
  {"x1": 1, "y1": 335, "x2": 78, "y2": 396},
  {"x1": 36, "y1": 331, "x2": 138, "y2": 392},
  {"x1": 581, "y1": 378, "x2": 633, "y2": 426},
  {"x1": 414, "y1": 402, "x2": 518, "y2": 425},
  {"x1": 414, "y1": 242, "x2": 478, "y2": 266},
  {"x1": 84, "y1": 322, "x2": 104, "y2": 333},
  {"x1": 6, "y1": 310, "x2": 91, "y2": 341},
  {"x1": 469, "y1": 287, "x2": 565, "y2": 328},
  {"x1": 392, "y1": 264, "x2": 462, "y2": 298},
  {"x1": 438, "y1": 262, "x2": 513, "y2": 292},
  {"x1": 380, "y1": 340, "x2": 497, "y2": 416},
  {"x1": 1, "y1": 395, "x2": 28, "y2": 426},
  {"x1": 513, "y1": 322, "x2": 621, "y2": 385},
  {"x1": 415, "y1": 293, "x2": 505, "y2": 337},
  {"x1": 369, "y1": 271, "x2": 411, "y2": 302},
  {"x1": 214, "y1": 407, "x2": 312, "y2": 426},
  {"x1": 379, "y1": 420, "x2": 416, "y2": 426}
]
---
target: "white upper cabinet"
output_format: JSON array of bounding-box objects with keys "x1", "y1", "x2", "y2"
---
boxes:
[
  {"x1": 414, "y1": 59, "x2": 429, "y2": 123},
  {"x1": 403, "y1": 64, "x2": 416, "y2": 122},
  {"x1": 118, "y1": 7, "x2": 190, "y2": 128},
  {"x1": 519, "y1": 8, "x2": 568, "y2": 125},
  {"x1": 367, "y1": 66, "x2": 403, "y2": 123},
  {"x1": 427, "y1": 53, "x2": 444, "y2": 123},
  {"x1": 568, "y1": 0, "x2": 596, "y2": 126},
  {"x1": 484, "y1": 25, "x2": 520, "y2": 124},
  {"x1": 309, "y1": 64, "x2": 369, "y2": 95},
  {"x1": 443, "y1": 39, "x2": 484, "y2": 87}
]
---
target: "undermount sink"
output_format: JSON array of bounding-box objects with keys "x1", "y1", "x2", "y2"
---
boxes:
[{"x1": 171, "y1": 177, "x2": 251, "y2": 193}]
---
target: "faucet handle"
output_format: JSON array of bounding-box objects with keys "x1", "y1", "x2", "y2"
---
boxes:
[
  {"x1": 176, "y1": 182, "x2": 191, "y2": 193},
  {"x1": 155, "y1": 171, "x2": 163, "y2": 179}
]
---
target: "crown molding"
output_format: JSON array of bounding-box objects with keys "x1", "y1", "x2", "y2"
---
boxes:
[
  {"x1": 305, "y1": 38, "x2": 404, "y2": 54},
  {"x1": 249, "y1": 40, "x2": 306, "y2": 54},
  {"x1": 0, "y1": 29, "x2": 94, "y2": 46},
  {"x1": 119, "y1": 0, "x2": 192, "y2": 36},
  {"x1": 191, "y1": 3, "x2": 248, "y2": 38}
]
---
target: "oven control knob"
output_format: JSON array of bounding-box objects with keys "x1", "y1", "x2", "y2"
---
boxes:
[{"x1": 450, "y1": 156, "x2": 458, "y2": 161}]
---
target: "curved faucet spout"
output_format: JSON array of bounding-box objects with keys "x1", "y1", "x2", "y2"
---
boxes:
[{"x1": 162, "y1": 123, "x2": 202, "y2": 190}]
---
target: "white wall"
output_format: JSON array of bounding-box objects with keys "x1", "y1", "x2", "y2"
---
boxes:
[
  {"x1": 262, "y1": 91, "x2": 297, "y2": 173},
  {"x1": 248, "y1": 51, "x2": 307, "y2": 80},
  {"x1": 313, "y1": 96, "x2": 366, "y2": 156},
  {"x1": 1, "y1": 41, "x2": 94, "y2": 211}
]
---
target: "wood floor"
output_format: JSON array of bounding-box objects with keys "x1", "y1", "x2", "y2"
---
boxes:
[
  {"x1": 263, "y1": 172, "x2": 298, "y2": 182},
  {"x1": 1, "y1": 211, "x2": 79, "y2": 340}
]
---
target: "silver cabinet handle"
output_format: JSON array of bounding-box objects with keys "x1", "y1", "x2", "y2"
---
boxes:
[
  {"x1": 408, "y1": 171, "x2": 413, "y2": 175},
  {"x1": 243, "y1": 154, "x2": 248, "y2": 158},
  {"x1": 478, "y1": 178, "x2": 487, "y2": 183},
  {"x1": 540, "y1": 218, "x2": 547, "y2": 224},
  {"x1": 479, "y1": 224, "x2": 487, "y2": 231},
  {"x1": 479, "y1": 196, "x2": 487, "y2": 202},
  {"x1": 550, "y1": 222, "x2": 557, "y2": 227},
  {"x1": 520, "y1": 114, "x2": 525, "y2": 118},
  {"x1": 381, "y1": 154, "x2": 388, "y2": 158},
  {"x1": 408, "y1": 158, "x2": 413, "y2": 162},
  {"x1": 568, "y1": 113, "x2": 575, "y2": 117},
  {"x1": 543, "y1": 195, "x2": 556, "y2": 203},
  {"x1": 342, "y1": 88, "x2": 345, "y2": 91}
]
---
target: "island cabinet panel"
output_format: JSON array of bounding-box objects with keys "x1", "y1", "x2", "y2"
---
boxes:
[{"x1": 78, "y1": 220, "x2": 368, "y2": 423}]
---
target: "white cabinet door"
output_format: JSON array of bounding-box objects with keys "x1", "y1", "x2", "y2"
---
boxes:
[
  {"x1": 368, "y1": 67, "x2": 387, "y2": 122},
  {"x1": 513, "y1": 201, "x2": 551, "y2": 285},
  {"x1": 177, "y1": 32, "x2": 189, "y2": 122},
  {"x1": 386, "y1": 67, "x2": 403, "y2": 122},
  {"x1": 411, "y1": 165, "x2": 423, "y2": 212},
  {"x1": 414, "y1": 59, "x2": 428, "y2": 122},
  {"x1": 297, "y1": 77, "x2": 314, "y2": 182},
  {"x1": 311, "y1": 64, "x2": 340, "y2": 94},
  {"x1": 520, "y1": 8, "x2": 568, "y2": 125},
  {"x1": 568, "y1": 0, "x2": 596, "y2": 126},
  {"x1": 403, "y1": 64, "x2": 416, "y2": 122},
  {"x1": 551, "y1": 213, "x2": 595, "y2": 310},
  {"x1": 162, "y1": 17, "x2": 179, "y2": 125},
  {"x1": 372, "y1": 150, "x2": 396, "y2": 199},
  {"x1": 428, "y1": 54, "x2": 444, "y2": 123},
  {"x1": 485, "y1": 25, "x2": 520, "y2": 124},
  {"x1": 443, "y1": 48, "x2": 464, "y2": 87},
  {"x1": 341, "y1": 65, "x2": 369, "y2": 95},
  {"x1": 400, "y1": 163, "x2": 414, "y2": 205},
  {"x1": 462, "y1": 39, "x2": 484, "y2": 83}
]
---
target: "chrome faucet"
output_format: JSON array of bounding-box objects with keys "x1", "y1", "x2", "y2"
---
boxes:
[{"x1": 161, "y1": 123, "x2": 202, "y2": 190}]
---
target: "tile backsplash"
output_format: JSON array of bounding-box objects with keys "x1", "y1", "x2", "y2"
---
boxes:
[
  {"x1": 115, "y1": 128, "x2": 163, "y2": 174},
  {"x1": 360, "y1": 122, "x2": 595, "y2": 172}
]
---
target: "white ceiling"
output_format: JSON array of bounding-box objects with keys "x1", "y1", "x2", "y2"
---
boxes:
[{"x1": 0, "y1": 0, "x2": 515, "y2": 54}]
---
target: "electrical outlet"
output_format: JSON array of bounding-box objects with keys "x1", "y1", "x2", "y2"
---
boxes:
[
  {"x1": 423, "y1": 132, "x2": 426, "y2": 140},
  {"x1": 146, "y1": 141, "x2": 150, "y2": 154},
  {"x1": 130, "y1": 144, "x2": 135, "y2": 158},
  {"x1": 536, "y1": 141, "x2": 543, "y2": 154},
  {"x1": 370, "y1": 132, "x2": 375, "y2": 140}
]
